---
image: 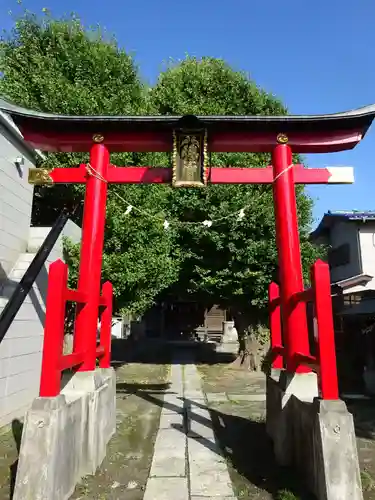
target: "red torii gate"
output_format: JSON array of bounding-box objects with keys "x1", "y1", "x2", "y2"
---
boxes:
[{"x1": 2, "y1": 101, "x2": 375, "y2": 396}]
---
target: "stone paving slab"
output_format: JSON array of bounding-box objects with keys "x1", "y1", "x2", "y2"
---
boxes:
[
  {"x1": 184, "y1": 390, "x2": 205, "y2": 399},
  {"x1": 149, "y1": 428, "x2": 186, "y2": 477},
  {"x1": 160, "y1": 405, "x2": 184, "y2": 415},
  {"x1": 206, "y1": 392, "x2": 229, "y2": 403},
  {"x1": 158, "y1": 411, "x2": 185, "y2": 430},
  {"x1": 186, "y1": 400, "x2": 208, "y2": 410},
  {"x1": 163, "y1": 395, "x2": 185, "y2": 407},
  {"x1": 184, "y1": 383, "x2": 203, "y2": 388},
  {"x1": 187, "y1": 436, "x2": 226, "y2": 464},
  {"x1": 187, "y1": 419, "x2": 216, "y2": 439},
  {"x1": 186, "y1": 405, "x2": 211, "y2": 422},
  {"x1": 186, "y1": 382, "x2": 205, "y2": 389},
  {"x1": 186, "y1": 400, "x2": 211, "y2": 414},
  {"x1": 227, "y1": 393, "x2": 266, "y2": 401},
  {"x1": 162, "y1": 397, "x2": 185, "y2": 415},
  {"x1": 190, "y1": 470, "x2": 235, "y2": 497},
  {"x1": 189, "y1": 459, "x2": 229, "y2": 475},
  {"x1": 150, "y1": 454, "x2": 186, "y2": 477},
  {"x1": 153, "y1": 427, "x2": 185, "y2": 449},
  {"x1": 159, "y1": 391, "x2": 179, "y2": 397},
  {"x1": 184, "y1": 364, "x2": 199, "y2": 373},
  {"x1": 169, "y1": 383, "x2": 183, "y2": 392},
  {"x1": 191, "y1": 497, "x2": 237, "y2": 500},
  {"x1": 143, "y1": 477, "x2": 189, "y2": 500}
]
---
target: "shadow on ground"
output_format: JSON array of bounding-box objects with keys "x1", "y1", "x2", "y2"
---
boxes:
[
  {"x1": 9, "y1": 419, "x2": 23, "y2": 500},
  {"x1": 209, "y1": 408, "x2": 315, "y2": 500},
  {"x1": 344, "y1": 397, "x2": 375, "y2": 440}
]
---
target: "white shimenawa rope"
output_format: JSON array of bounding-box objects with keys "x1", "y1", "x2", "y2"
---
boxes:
[{"x1": 85, "y1": 162, "x2": 295, "y2": 229}]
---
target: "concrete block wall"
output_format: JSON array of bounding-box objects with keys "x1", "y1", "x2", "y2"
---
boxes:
[{"x1": 0, "y1": 221, "x2": 81, "y2": 427}]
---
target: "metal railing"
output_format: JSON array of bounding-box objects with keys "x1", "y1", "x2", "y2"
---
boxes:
[{"x1": 0, "y1": 209, "x2": 69, "y2": 343}]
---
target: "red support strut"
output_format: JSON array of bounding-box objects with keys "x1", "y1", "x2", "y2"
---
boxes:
[
  {"x1": 99, "y1": 281, "x2": 113, "y2": 369},
  {"x1": 268, "y1": 282, "x2": 284, "y2": 369},
  {"x1": 311, "y1": 260, "x2": 339, "y2": 399},
  {"x1": 40, "y1": 260, "x2": 68, "y2": 397},
  {"x1": 272, "y1": 143, "x2": 310, "y2": 373},
  {"x1": 74, "y1": 143, "x2": 109, "y2": 371}
]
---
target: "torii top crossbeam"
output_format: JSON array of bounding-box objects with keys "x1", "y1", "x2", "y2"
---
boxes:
[
  {"x1": 2, "y1": 99, "x2": 375, "y2": 187},
  {"x1": 1, "y1": 99, "x2": 375, "y2": 154}
]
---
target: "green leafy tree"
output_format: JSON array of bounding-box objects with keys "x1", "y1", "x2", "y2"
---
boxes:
[
  {"x1": 148, "y1": 57, "x2": 321, "y2": 322},
  {"x1": 0, "y1": 11, "x2": 144, "y2": 114},
  {"x1": 0, "y1": 10, "x2": 178, "y2": 315}
]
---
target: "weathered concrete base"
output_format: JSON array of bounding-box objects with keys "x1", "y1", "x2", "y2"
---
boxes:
[
  {"x1": 266, "y1": 370, "x2": 318, "y2": 465},
  {"x1": 266, "y1": 370, "x2": 363, "y2": 500},
  {"x1": 295, "y1": 399, "x2": 363, "y2": 500},
  {"x1": 13, "y1": 368, "x2": 116, "y2": 500}
]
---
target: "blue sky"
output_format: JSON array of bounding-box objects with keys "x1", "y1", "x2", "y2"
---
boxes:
[{"x1": 1, "y1": 0, "x2": 375, "y2": 228}]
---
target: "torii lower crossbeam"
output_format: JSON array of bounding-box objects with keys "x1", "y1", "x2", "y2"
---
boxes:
[{"x1": 31, "y1": 164, "x2": 354, "y2": 185}]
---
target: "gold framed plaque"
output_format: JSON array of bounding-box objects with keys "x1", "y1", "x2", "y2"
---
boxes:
[
  {"x1": 172, "y1": 129, "x2": 208, "y2": 187},
  {"x1": 28, "y1": 167, "x2": 54, "y2": 185}
]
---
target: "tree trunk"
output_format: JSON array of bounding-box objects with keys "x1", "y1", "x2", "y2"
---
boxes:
[{"x1": 230, "y1": 335, "x2": 262, "y2": 371}]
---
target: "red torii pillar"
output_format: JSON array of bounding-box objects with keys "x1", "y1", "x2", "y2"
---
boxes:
[
  {"x1": 272, "y1": 140, "x2": 309, "y2": 372},
  {"x1": 32, "y1": 137, "x2": 352, "y2": 373},
  {"x1": 73, "y1": 143, "x2": 109, "y2": 370}
]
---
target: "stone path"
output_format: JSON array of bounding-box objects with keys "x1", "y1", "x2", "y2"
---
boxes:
[{"x1": 144, "y1": 356, "x2": 236, "y2": 500}]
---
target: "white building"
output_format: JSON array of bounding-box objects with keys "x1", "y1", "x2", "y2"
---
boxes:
[
  {"x1": 311, "y1": 210, "x2": 375, "y2": 310},
  {"x1": 0, "y1": 108, "x2": 81, "y2": 427},
  {"x1": 311, "y1": 210, "x2": 375, "y2": 392}
]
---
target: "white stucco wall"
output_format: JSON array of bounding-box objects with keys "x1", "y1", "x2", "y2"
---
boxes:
[
  {"x1": 0, "y1": 114, "x2": 83, "y2": 428},
  {"x1": 358, "y1": 223, "x2": 375, "y2": 281},
  {"x1": 0, "y1": 120, "x2": 34, "y2": 280},
  {"x1": 0, "y1": 220, "x2": 81, "y2": 427}
]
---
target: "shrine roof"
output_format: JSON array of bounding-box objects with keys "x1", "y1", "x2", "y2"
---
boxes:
[
  {"x1": 2, "y1": 98, "x2": 375, "y2": 132},
  {"x1": 1, "y1": 98, "x2": 375, "y2": 153},
  {"x1": 0, "y1": 108, "x2": 42, "y2": 161}
]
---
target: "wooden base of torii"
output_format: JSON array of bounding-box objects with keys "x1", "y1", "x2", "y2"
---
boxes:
[{"x1": 2, "y1": 100, "x2": 373, "y2": 396}]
